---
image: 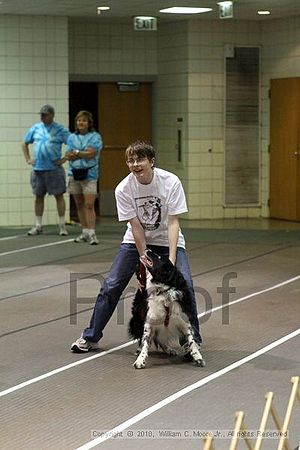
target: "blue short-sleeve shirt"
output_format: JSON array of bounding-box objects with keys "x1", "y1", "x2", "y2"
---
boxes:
[
  {"x1": 24, "y1": 122, "x2": 70, "y2": 171},
  {"x1": 66, "y1": 131, "x2": 103, "y2": 180}
]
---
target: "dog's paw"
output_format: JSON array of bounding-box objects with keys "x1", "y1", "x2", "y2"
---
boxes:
[
  {"x1": 188, "y1": 342, "x2": 205, "y2": 367},
  {"x1": 133, "y1": 359, "x2": 146, "y2": 369},
  {"x1": 195, "y1": 357, "x2": 206, "y2": 367}
]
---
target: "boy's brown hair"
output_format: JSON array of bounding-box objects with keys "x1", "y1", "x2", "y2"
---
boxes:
[{"x1": 125, "y1": 141, "x2": 155, "y2": 161}]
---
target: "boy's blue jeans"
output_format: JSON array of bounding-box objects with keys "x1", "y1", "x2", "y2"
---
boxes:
[{"x1": 83, "y1": 243, "x2": 202, "y2": 344}]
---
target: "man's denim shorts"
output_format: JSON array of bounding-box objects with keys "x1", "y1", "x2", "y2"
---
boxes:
[{"x1": 31, "y1": 166, "x2": 66, "y2": 196}]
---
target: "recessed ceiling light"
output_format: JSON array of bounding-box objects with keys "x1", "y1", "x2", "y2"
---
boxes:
[
  {"x1": 257, "y1": 10, "x2": 271, "y2": 15},
  {"x1": 160, "y1": 7, "x2": 212, "y2": 14},
  {"x1": 97, "y1": 6, "x2": 110, "y2": 14}
]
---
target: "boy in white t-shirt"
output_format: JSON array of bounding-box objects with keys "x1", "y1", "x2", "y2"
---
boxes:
[{"x1": 71, "y1": 141, "x2": 202, "y2": 352}]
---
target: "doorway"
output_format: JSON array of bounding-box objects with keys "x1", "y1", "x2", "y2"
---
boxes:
[
  {"x1": 68, "y1": 81, "x2": 152, "y2": 220},
  {"x1": 269, "y1": 78, "x2": 300, "y2": 221},
  {"x1": 69, "y1": 82, "x2": 99, "y2": 222}
]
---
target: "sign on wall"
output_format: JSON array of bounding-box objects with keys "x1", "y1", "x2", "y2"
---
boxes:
[
  {"x1": 133, "y1": 16, "x2": 157, "y2": 31},
  {"x1": 218, "y1": 1, "x2": 233, "y2": 19}
]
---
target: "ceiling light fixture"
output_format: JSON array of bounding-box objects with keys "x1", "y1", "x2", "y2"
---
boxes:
[
  {"x1": 97, "y1": 6, "x2": 110, "y2": 15},
  {"x1": 159, "y1": 7, "x2": 212, "y2": 14},
  {"x1": 257, "y1": 10, "x2": 271, "y2": 15}
]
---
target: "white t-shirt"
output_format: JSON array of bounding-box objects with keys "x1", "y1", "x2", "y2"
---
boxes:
[{"x1": 115, "y1": 167, "x2": 187, "y2": 248}]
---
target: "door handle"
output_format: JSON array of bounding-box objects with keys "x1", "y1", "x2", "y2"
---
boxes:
[{"x1": 294, "y1": 152, "x2": 300, "y2": 156}]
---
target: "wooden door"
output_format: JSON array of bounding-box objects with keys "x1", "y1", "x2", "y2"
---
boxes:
[
  {"x1": 98, "y1": 82, "x2": 152, "y2": 215},
  {"x1": 269, "y1": 78, "x2": 300, "y2": 220}
]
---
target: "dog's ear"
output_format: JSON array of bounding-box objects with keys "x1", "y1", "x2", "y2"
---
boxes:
[
  {"x1": 172, "y1": 269, "x2": 187, "y2": 290},
  {"x1": 165, "y1": 265, "x2": 177, "y2": 283}
]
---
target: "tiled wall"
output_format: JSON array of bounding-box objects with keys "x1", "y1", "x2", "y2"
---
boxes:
[
  {"x1": 0, "y1": 15, "x2": 69, "y2": 227},
  {"x1": 156, "y1": 17, "x2": 300, "y2": 219},
  {"x1": 156, "y1": 21, "x2": 189, "y2": 181},
  {"x1": 2, "y1": 14, "x2": 300, "y2": 226},
  {"x1": 156, "y1": 20, "x2": 262, "y2": 220},
  {"x1": 187, "y1": 20, "x2": 262, "y2": 219},
  {"x1": 68, "y1": 19, "x2": 157, "y2": 75}
]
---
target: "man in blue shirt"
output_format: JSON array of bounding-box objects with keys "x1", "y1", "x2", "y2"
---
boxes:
[{"x1": 22, "y1": 105, "x2": 70, "y2": 236}]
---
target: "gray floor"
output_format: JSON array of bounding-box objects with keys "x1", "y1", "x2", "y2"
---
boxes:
[{"x1": 0, "y1": 219, "x2": 299, "y2": 450}]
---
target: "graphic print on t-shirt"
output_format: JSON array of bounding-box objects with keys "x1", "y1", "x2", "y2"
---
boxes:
[{"x1": 135, "y1": 196, "x2": 161, "y2": 230}]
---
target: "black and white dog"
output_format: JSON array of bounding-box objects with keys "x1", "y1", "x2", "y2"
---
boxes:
[{"x1": 128, "y1": 249, "x2": 205, "y2": 369}]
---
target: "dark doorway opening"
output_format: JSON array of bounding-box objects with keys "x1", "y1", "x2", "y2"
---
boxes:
[{"x1": 68, "y1": 82, "x2": 100, "y2": 222}]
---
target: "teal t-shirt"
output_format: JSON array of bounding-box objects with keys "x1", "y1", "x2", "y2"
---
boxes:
[
  {"x1": 24, "y1": 122, "x2": 70, "y2": 170},
  {"x1": 66, "y1": 131, "x2": 103, "y2": 180}
]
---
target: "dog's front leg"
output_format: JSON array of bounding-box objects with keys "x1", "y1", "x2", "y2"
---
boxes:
[
  {"x1": 134, "y1": 338, "x2": 142, "y2": 355},
  {"x1": 133, "y1": 323, "x2": 151, "y2": 369},
  {"x1": 185, "y1": 327, "x2": 205, "y2": 367}
]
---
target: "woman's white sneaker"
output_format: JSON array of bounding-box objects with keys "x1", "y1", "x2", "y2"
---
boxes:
[
  {"x1": 74, "y1": 232, "x2": 89, "y2": 243},
  {"x1": 89, "y1": 233, "x2": 99, "y2": 245}
]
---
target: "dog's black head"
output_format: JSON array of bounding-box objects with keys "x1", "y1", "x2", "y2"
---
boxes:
[{"x1": 140, "y1": 249, "x2": 177, "y2": 286}]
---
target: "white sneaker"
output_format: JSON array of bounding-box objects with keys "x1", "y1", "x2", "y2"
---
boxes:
[
  {"x1": 59, "y1": 226, "x2": 68, "y2": 236},
  {"x1": 74, "y1": 232, "x2": 89, "y2": 243},
  {"x1": 27, "y1": 226, "x2": 42, "y2": 236},
  {"x1": 89, "y1": 233, "x2": 99, "y2": 245},
  {"x1": 71, "y1": 337, "x2": 99, "y2": 353}
]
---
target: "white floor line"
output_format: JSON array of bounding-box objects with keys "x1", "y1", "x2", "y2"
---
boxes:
[
  {"x1": 0, "y1": 235, "x2": 19, "y2": 241},
  {"x1": 0, "y1": 273, "x2": 299, "y2": 400},
  {"x1": 0, "y1": 341, "x2": 134, "y2": 398},
  {"x1": 198, "y1": 274, "x2": 300, "y2": 319},
  {"x1": 75, "y1": 328, "x2": 300, "y2": 449},
  {"x1": 0, "y1": 239, "x2": 74, "y2": 257}
]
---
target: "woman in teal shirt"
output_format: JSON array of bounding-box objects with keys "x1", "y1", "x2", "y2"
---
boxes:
[{"x1": 65, "y1": 110, "x2": 103, "y2": 245}]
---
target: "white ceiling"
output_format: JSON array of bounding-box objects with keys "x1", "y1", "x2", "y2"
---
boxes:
[{"x1": 1, "y1": 0, "x2": 300, "y2": 22}]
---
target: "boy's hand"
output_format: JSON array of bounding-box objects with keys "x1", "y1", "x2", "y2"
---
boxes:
[{"x1": 169, "y1": 255, "x2": 176, "y2": 265}]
